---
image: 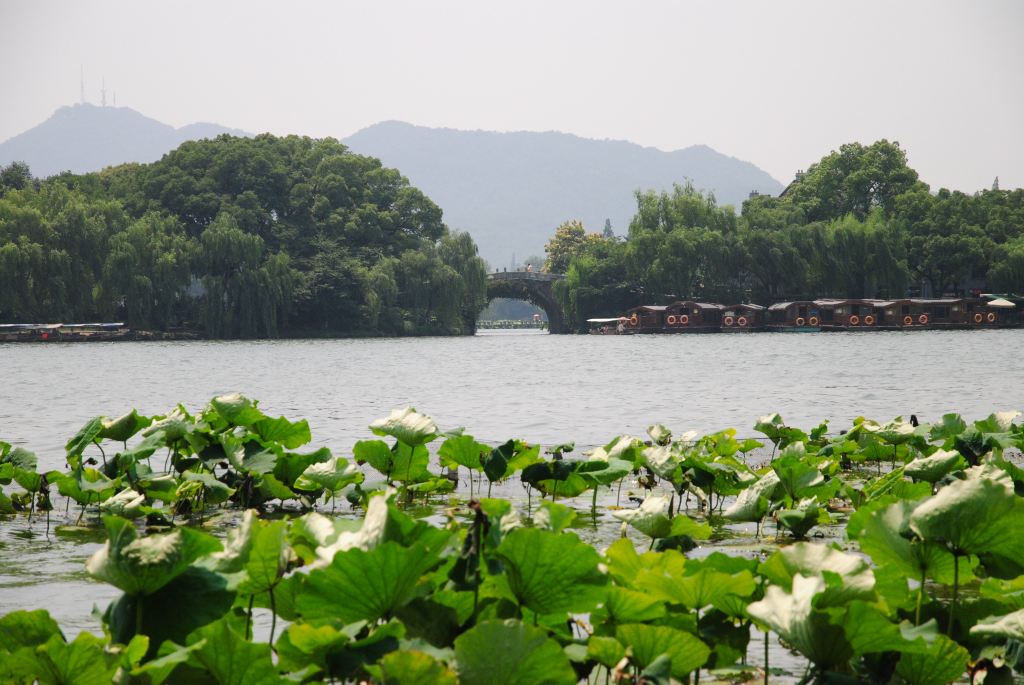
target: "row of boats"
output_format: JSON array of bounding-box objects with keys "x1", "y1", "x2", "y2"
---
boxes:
[{"x1": 587, "y1": 296, "x2": 1024, "y2": 334}]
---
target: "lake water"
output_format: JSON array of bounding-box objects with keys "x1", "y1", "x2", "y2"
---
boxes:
[{"x1": 1, "y1": 329, "x2": 1022, "y2": 674}]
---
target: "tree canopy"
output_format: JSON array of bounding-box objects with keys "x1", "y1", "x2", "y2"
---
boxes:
[
  {"x1": 0, "y1": 136, "x2": 488, "y2": 337},
  {"x1": 553, "y1": 141, "x2": 1024, "y2": 331}
]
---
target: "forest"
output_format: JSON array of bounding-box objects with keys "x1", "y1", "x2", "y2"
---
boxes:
[
  {"x1": 549, "y1": 141, "x2": 1024, "y2": 331},
  {"x1": 0, "y1": 135, "x2": 488, "y2": 337}
]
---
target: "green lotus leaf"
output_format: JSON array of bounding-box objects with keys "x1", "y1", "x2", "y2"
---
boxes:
[
  {"x1": 647, "y1": 423, "x2": 672, "y2": 445},
  {"x1": 636, "y1": 565, "x2": 755, "y2": 613},
  {"x1": 51, "y1": 468, "x2": 119, "y2": 505},
  {"x1": 105, "y1": 566, "x2": 235, "y2": 657},
  {"x1": 590, "y1": 435, "x2": 645, "y2": 467},
  {"x1": 438, "y1": 435, "x2": 487, "y2": 471},
  {"x1": 297, "y1": 541, "x2": 444, "y2": 623},
  {"x1": 838, "y1": 601, "x2": 941, "y2": 656},
  {"x1": 210, "y1": 393, "x2": 266, "y2": 426},
  {"x1": 3, "y1": 446, "x2": 37, "y2": 471},
  {"x1": 86, "y1": 515, "x2": 222, "y2": 595},
  {"x1": 975, "y1": 411, "x2": 1021, "y2": 434},
  {"x1": 0, "y1": 609, "x2": 63, "y2": 651},
  {"x1": 252, "y1": 415, "x2": 311, "y2": 449},
  {"x1": 758, "y1": 542, "x2": 875, "y2": 608},
  {"x1": 772, "y1": 449, "x2": 823, "y2": 501},
  {"x1": 776, "y1": 497, "x2": 826, "y2": 539},
  {"x1": 723, "y1": 471, "x2": 780, "y2": 522},
  {"x1": 237, "y1": 519, "x2": 289, "y2": 596},
  {"x1": 369, "y1": 408, "x2": 438, "y2": 446},
  {"x1": 747, "y1": 573, "x2": 852, "y2": 669},
  {"x1": 294, "y1": 457, "x2": 363, "y2": 493},
  {"x1": 904, "y1": 449, "x2": 967, "y2": 483},
  {"x1": 669, "y1": 514, "x2": 712, "y2": 540},
  {"x1": 375, "y1": 649, "x2": 457, "y2": 685},
  {"x1": 586, "y1": 635, "x2": 627, "y2": 668},
  {"x1": 453, "y1": 619, "x2": 576, "y2": 685},
  {"x1": 849, "y1": 499, "x2": 960, "y2": 585},
  {"x1": 532, "y1": 501, "x2": 577, "y2": 532},
  {"x1": 496, "y1": 527, "x2": 606, "y2": 615},
  {"x1": 909, "y1": 465, "x2": 1024, "y2": 575},
  {"x1": 19, "y1": 632, "x2": 118, "y2": 685},
  {"x1": 754, "y1": 413, "x2": 807, "y2": 447},
  {"x1": 970, "y1": 608, "x2": 1024, "y2": 641},
  {"x1": 274, "y1": 622, "x2": 350, "y2": 674},
  {"x1": 184, "y1": 616, "x2": 284, "y2": 685},
  {"x1": 612, "y1": 495, "x2": 672, "y2": 539},
  {"x1": 615, "y1": 623, "x2": 710, "y2": 680},
  {"x1": 597, "y1": 587, "x2": 667, "y2": 624},
  {"x1": 272, "y1": 446, "x2": 331, "y2": 488},
  {"x1": 66, "y1": 417, "x2": 103, "y2": 464},
  {"x1": 641, "y1": 445, "x2": 680, "y2": 479},
  {"x1": 604, "y1": 538, "x2": 687, "y2": 587},
  {"x1": 181, "y1": 470, "x2": 235, "y2": 504},
  {"x1": 577, "y1": 457, "x2": 633, "y2": 486},
  {"x1": 100, "y1": 410, "x2": 152, "y2": 442},
  {"x1": 99, "y1": 488, "x2": 146, "y2": 518},
  {"x1": 893, "y1": 633, "x2": 969, "y2": 685},
  {"x1": 144, "y1": 406, "x2": 195, "y2": 442},
  {"x1": 13, "y1": 466, "x2": 43, "y2": 493}
]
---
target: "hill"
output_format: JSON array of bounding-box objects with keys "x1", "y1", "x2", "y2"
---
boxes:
[
  {"x1": 343, "y1": 121, "x2": 783, "y2": 265},
  {"x1": 0, "y1": 103, "x2": 249, "y2": 177}
]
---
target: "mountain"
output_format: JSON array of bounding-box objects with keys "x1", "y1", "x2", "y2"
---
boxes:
[
  {"x1": 343, "y1": 121, "x2": 784, "y2": 266},
  {"x1": 0, "y1": 104, "x2": 249, "y2": 177}
]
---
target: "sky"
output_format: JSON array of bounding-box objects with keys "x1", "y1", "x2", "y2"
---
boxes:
[{"x1": 1, "y1": 0, "x2": 1022, "y2": 191}]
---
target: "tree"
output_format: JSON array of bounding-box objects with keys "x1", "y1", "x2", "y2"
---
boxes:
[{"x1": 544, "y1": 220, "x2": 606, "y2": 274}]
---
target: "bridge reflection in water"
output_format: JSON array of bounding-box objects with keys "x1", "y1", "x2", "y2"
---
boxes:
[{"x1": 486, "y1": 271, "x2": 567, "y2": 334}]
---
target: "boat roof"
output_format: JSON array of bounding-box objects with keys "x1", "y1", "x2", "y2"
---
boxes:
[
  {"x1": 725, "y1": 303, "x2": 765, "y2": 311},
  {"x1": 586, "y1": 318, "x2": 626, "y2": 323}
]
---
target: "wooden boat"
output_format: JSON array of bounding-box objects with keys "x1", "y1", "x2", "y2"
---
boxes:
[
  {"x1": 621, "y1": 306, "x2": 668, "y2": 334},
  {"x1": 0, "y1": 323, "x2": 62, "y2": 342},
  {"x1": 57, "y1": 323, "x2": 130, "y2": 341},
  {"x1": 586, "y1": 317, "x2": 629, "y2": 335},
  {"x1": 663, "y1": 301, "x2": 723, "y2": 333},
  {"x1": 765, "y1": 301, "x2": 822, "y2": 332},
  {"x1": 814, "y1": 299, "x2": 887, "y2": 331},
  {"x1": 721, "y1": 304, "x2": 765, "y2": 332}
]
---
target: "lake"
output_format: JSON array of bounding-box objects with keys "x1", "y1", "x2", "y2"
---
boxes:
[{"x1": 0, "y1": 328, "x2": 1022, "y2": 665}]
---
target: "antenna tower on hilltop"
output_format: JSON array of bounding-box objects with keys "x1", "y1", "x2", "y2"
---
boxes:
[{"x1": 101, "y1": 77, "x2": 107, "y2": 107}]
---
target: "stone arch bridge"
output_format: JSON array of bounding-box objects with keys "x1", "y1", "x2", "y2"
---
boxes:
[{"x1": 486, "y1": 271, "x2": 568, "y2": 334}]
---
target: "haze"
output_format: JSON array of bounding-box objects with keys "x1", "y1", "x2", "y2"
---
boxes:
[{"x1": 2, "y1": 0, "x2": 1022, "y2": 191}]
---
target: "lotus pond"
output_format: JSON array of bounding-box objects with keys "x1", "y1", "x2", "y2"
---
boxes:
[{"x1": 2, "y1": 395, "x2": 1024, "y2": 684}]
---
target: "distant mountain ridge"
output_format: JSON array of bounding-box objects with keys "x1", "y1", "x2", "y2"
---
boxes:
[
  {"x1": 0, "y1": 103, "x2": 249, "y2": 177},
  {"x1": 0, "y1": 106, "x2": 783, "y2": 265},
  {"x1": 342, "y1": 121, "x2": 783, "y2": 265}
]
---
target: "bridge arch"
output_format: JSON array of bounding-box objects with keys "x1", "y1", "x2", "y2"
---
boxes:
[{"x1": 485, "y1": 271, "x2": 568, "y2": 334}]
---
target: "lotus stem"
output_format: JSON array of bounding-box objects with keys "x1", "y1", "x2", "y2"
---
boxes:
[
  {"x1": 764, "y1": 629, "x2": 769, "y2": 685},
  {"x1": 616, "y1": 479, "x2": 622, "y2": 507},
  {"x1": 916, "y1": 567, "x2": 926, "y2": 626},
  {"x1": 591, "y1": 486, "x2": 598, "y2": 514},
  {"x1": 949, "y1": 553, "x2": 959, "y2": 634},
  {"x1": 246, "y1": 595, "x2": 255, "y2": 640},
  {"x1": 269, "y1": 587, "x2": 277, "y2": 645}
]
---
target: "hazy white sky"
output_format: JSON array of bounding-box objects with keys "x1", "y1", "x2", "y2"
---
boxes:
[{"x1": 2, "y1": 0, "x2": 1022, "y2": 190}]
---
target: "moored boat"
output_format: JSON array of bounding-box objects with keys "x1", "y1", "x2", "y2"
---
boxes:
[
  {"x1": 765, "y1": 301, "x2": 821, "y2": 332},
  {"x1": 721, "y1": 303, "x2": 765, "y2": 332},
  {"x1": 663, "y1": 301, "x2": 723, "y2": 333},
  {"x1": 622, "y1": 306, "x2": 668, "y2": 334}
]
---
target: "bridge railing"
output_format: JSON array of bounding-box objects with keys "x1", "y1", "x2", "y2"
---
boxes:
[{"x1": 487, "y1": 271, "x2": 564, "y2": 282}]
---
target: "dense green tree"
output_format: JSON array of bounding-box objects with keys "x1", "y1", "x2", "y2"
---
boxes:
[{"x1": 544, "y1": 220, "x2": 607, "y2": 273}]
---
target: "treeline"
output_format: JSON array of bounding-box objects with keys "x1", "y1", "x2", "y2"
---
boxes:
[
  {"x1": 0, "y1": 135, "x2": 488, "y2": 337},
  {"x1": 550, "y1": 141, "x2": 1024, "y2": 330}
]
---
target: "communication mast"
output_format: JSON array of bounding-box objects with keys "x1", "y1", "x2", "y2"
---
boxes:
[{"x1": 101, "y1": 77, "x2": 107, "y2": 107}]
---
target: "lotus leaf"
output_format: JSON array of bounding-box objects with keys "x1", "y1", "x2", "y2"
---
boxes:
[
  {"x1": 50, "y1": 468, "x2": 118, "y2": 505},
  {"x1": 647, "y1": 423, "x2": 672, "y2": 445},
  {"x1": 438, "y1": 435, "x2": 487, "y2": 470},
  {"x1": 496, "y1": 527, "x2": 606, "y2": 614},
  {"x1": 294, "y1": 457, "x2": 363, "y2": 493},
  {"x1": 274, "y1": 622, "x2": 350, "y2": 674},
  {"x1": 65, "y1": 417, "x2": 103, "y2": 463},
  {"x1": 237, "y1": 519, "x2": 289, "y2": 595},
  {"x1": 758, "y1": 542, "x2": 876, "y2": 608},
  {"x1": 970, "y1": 608, "x2": 1024, "y2": 641},
  {"x1": 252, "y1": 415, "x2": 311, "y2": 449},
  {"x1": 182, "y1": 616, "x2": 284, "y2": 684},
  {"x1": 893, "y1": 633, "x2": 969, "y2": 685},
  {"x1": 909, "y1": 465, "x2": 1024, "y2": 575},
  {"x1": 99, "y1": 488, "x2": 146, "y2": 518},
  {"x1": 273, "y1": 446, "x2": 331, "y2": 488},
  {"x1": 723, "y1": 470, "x2": 780, "y2": 522},
  {"x1": 641, "y1": 445, "x2": 679, "y2": 479},
  {"x1": 614, "y1": 623, "x2": 710, "y2": 680},
  {"x1": 904, "y1": 449, "x2": 967, "y2": 483},
  {"x1": 14, "y1": 632, "x2": 118, "y2": 685},
  {"x1": 747, "y1": 574, "x2": 853, "y2": 669},
  {"x1": 532, "y1": 501, "x2": 577, "y2": 532},
  {"x1": 0, "y1": 609, "x2": 63, "y2": 651},
  {"x1": 612, "y1": 494, "x2": 672, "y2": 539},
  {"x1": 636, "y1": 564, "x2": 755, "y2": 613},
  {"x1": 597, "y1": 587, "x2": 667, "y2": 624},
  {"x1": 210, "y1": 393, "x2": 265, "y2": 426},
  {"x1": 86, "y1": 516, "x2": 221, "y2": 595},
  {"x1": 298, "y1": 541, "x2": 444, "y2": 623},
  {"x1": 453, "y1": 619, "x2": 576, "y2": 685},
  {"x1": 181, "y1": 470, "x2": 235, "y2": 504},
  {"x1": 586, "y1": 635, "x2": 627, "y2": 668},
  {"x1": 775, "y1": 497, "x2": 826, "y2": 539},
  {"x1": 100, "y1": 410, "x2": 152, "y2": 442},
  {"x1": 849, "y1": 499, "x2": 960, "y2": 586},
  {"x1": 369, "y1": 408, "x2": 438, "y2": 446},
  {"x1": 374, "y1": 649, "x2": 457, "y2": 685}
]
